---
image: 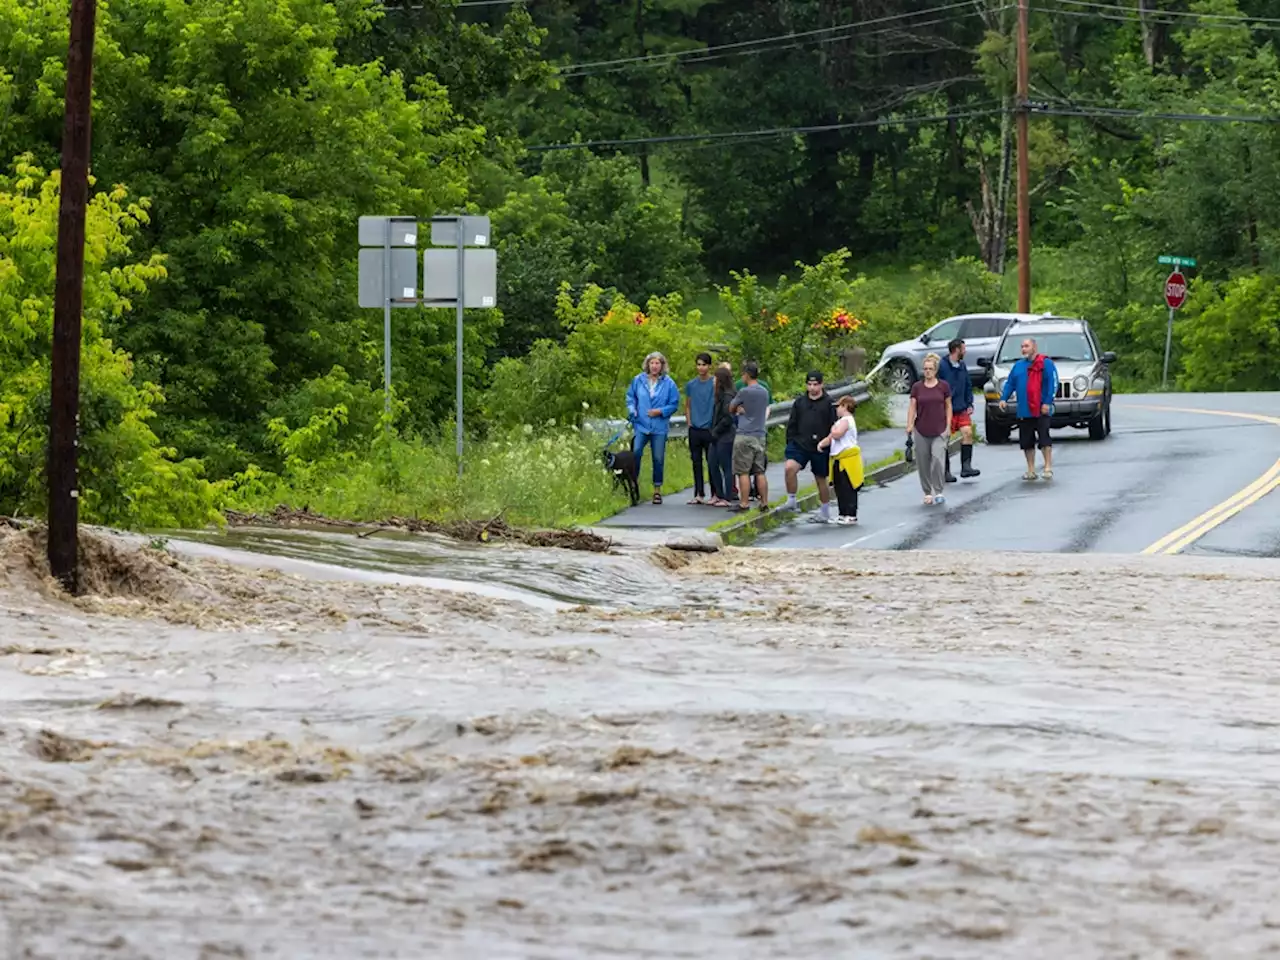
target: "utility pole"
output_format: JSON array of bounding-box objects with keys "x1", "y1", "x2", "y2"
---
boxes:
[
  {"x1": 48, "y1": 0, "x2": 97, "y2": 593},
  {"x1": 1015, "y1": 0, "x2": 1031, "y2": 313}
]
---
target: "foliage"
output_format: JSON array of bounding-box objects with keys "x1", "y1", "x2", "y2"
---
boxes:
[
  {"x1": 1178, "y1": 275, "x2": 1280, "y2": 393},
  {"x1": 485, "y1": 283, "x2": 715, "y2": 427},
  {"x1": 224, "y1": 420, "x2": 669, "y2": 529},
  {"x1": 0, "y1": 159, "x2": 220, "y2": 528},
  {"x1": 719, "y1": 250, "x2": 866, "y2": 393}
]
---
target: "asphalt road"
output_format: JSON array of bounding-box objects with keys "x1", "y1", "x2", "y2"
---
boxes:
[{"x1": 761, "y1": 393, "x2": 1280, "y2": 557}]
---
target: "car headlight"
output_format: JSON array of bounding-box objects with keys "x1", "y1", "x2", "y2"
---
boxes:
[{"x1": 1072, "y1": 375, "x2": 1089, "y2": 396}]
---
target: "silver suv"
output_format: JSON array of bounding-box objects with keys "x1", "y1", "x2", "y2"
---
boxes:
[
  {"x1": 979, "y1": 318, "x2": 1116, "y2": 443},
  {"x1": 872, "y1": 313, "x2": 1049, "y2": 394}
]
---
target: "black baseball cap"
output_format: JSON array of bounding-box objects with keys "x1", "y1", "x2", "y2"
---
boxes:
[{"x1": 806, "y1": 370, "x2": 824, "y2": 383}]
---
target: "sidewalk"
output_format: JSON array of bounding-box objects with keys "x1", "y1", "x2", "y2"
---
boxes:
[{"x1": 599, "y1": 427, "x2": 907, "y2": 530}]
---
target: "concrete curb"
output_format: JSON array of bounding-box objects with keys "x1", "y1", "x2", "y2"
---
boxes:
[{"x1": 716, "y1": 436, "x2": 963, "y2": 546}]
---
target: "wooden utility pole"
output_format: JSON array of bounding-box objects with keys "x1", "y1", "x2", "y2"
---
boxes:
[
  {"x1": 1015, "y1": 0, "x2": 1031, "y2": 312},
  {"x1": 48, "y1": 0, "x2": 98, "y2": 593}
]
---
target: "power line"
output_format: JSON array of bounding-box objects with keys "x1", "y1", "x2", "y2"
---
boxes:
[
  {"x1": 1038, "y1": 6, "x2": 1280, "y2": 31},
  {"x1": 382, "y1": 0, "x2": 522, "y2": 10},
  {"x1": 562, "y1": 11, "x2": 1002, "y2": 78},
  {"x1": 568, "y1": 11, "x2": 998, "y2": 78},
  {"x1": 525, "y1": 100, "x2": 1280, "y2": 155},
  {"x1": 525, "y1": 107, "x2": 1006, "y2": 152},
  {"x1": 1046, "y1": 0, "x2": 1280, "y2": 27},
  {"x1": 1031, "y1": 103, "x2": 1280, "y2": 124},
  {"x1": 555, "y1": 1, "x2": 1000, "y2": 76}
]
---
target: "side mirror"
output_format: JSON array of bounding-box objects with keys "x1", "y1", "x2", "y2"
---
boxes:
[
  {"x1": 919, "y1": 333, "x2": 932, "y2": 345},
  {"x1": 1101, "y1": 351, "x2": 1117, "y2": 364},
  {"x1": 976, "y1": 357, "x2": 992, "y2": 369}
]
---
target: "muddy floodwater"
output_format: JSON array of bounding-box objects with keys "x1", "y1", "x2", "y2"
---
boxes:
[{"x1": 2, "y1": 526, "x2": 1280, "y2": 959}]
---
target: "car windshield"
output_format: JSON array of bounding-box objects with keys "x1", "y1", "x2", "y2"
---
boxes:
[{"x1": 998, "y1": 332, "x2": 1094, "y2": 364}]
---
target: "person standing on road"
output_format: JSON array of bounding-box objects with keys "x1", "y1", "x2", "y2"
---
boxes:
[
  {"x1": 939, "y1": 338, "x2": 981, "y2": 483},
  {"x1": 729, "y1": 362, "x2": 770, "y2": 513},
  {"x1": 905, "y1": 353, "x2": 952, "y2": 506},
  {"x1": 625, "y1": 351, "x2": 680, "y2": 504},
  {"x1": 818, "y1": 395, "x2": 863, "y2": 525},
  {"x1": 735, "y1": 363, "x2": 771, "y2": 502},
  {"x1": 1000, "y1": 337, "x2": 1059, "y2": 481},
  {"x1": 782, "y1": 370, "x2": 837, "y2": 523},
  {"x1": 684, "y1": 352, "x2": 717, "y2": 504},
  {"x1": 708, "y1": 366, "x2": 737, "y2": 507}
]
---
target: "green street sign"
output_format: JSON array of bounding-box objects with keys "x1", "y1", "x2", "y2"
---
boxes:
[{"x1": 1158, "y1": 255, "x2": 1197, "y2": 267}]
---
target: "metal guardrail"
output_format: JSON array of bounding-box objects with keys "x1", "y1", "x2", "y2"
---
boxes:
[
  {"x1": 582, "y1": 377, "x2": 874, "y2": 443},
  {"x1": 666, "y1": 378, "x2": 873, "y2": 439}
]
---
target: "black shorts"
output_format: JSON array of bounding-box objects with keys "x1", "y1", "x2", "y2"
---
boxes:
[{"x1": 1018, "y1": 416, "x2": 1052, "y2": 451}]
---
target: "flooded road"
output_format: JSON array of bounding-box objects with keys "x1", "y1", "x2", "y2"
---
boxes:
[{"x1": 3, "y1": 526, "x2": 1280, "y2": 958}]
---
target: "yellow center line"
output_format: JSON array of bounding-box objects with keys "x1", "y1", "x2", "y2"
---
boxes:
[{"x1": 1123, "y1": 403, "x2": 1280, "y2": 555}]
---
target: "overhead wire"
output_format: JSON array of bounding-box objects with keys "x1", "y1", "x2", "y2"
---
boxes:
[
  {"x1": 555, "y1": 1, "x2": 1002, "y2": 76},
  {"x1": 1046, "y1": 0, "x2": 1280, "y2": 27},
  {"x1": 560, "y1": 10, "x2": 1005, "y2": 79},
  {"x1": 525, "y1": 106, "x2": 1006, "y2": 153}
]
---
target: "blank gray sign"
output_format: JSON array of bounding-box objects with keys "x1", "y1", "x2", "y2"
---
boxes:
[
  {"x1": 430, "y1": 215, "x2": 491, "y2": 248},
  {"x1": 423, "y1": 248, "x2": 498, "y2": 308},
  {"x1": 358, "y1": 216, "x2": 418, "y2": 248},
  {"x1": 358, "y1": 248, "x2": 419, "y2": 308}
]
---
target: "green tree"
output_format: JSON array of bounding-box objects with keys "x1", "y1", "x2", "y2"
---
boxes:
[{"x1": 0, "y1": 159, "x2": 219, "y2": 527}]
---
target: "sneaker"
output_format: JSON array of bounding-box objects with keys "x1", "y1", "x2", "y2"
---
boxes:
[
  {"x1": 835, "y1": 515, "x2": 858, "y2": 526},
  {"x1": 934, "y1": 495, "x2": 946, "y2": 505},
  {"x1": 806, "y1": 513, "x2": 832, "y2": 524},
  {"x1": 779, "y1": 500, "x2": 799, "y2": 513}
]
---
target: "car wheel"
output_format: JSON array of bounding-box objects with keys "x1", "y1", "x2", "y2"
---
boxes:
[
  {"x1": 986, "y1": 422, "x2": 1011, "y2": 445},
  {"x1": 886, "y1": 360, "x2": 916, "y2": 395},
  {"x1": 1088, "y1": 410, "x2": 1106, "y2": 440}
]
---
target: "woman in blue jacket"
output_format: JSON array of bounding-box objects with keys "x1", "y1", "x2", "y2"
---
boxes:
[{"x1": 626, "y1": 351, "x2": 681, "y2": 504}]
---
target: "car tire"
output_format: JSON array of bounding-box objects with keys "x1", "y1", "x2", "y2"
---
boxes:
[
  {"x1": 986, "y1": 422, "x2": 1011, "y2": 445},
  {"x1": 886, "y1": 360, "x2": 916, "y2": 395},
  {"x1": 1088, "y1": 410, "x2": 1106, "y2": 440},
  {"x1": 1104, "y1": 399, "x2": 1112, "y2": 436}
]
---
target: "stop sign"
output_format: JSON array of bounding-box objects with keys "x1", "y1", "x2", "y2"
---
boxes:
[{"x1": 1165, "y1": 271, "x2": 1188, "y2": 310}]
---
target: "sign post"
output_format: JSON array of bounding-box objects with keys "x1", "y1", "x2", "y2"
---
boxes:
[
  {"x1": 358, "y1": 216, "x2": 418, "y2": 422},
  {"x1": 1159, "y1": 256, "x2": 1194, "y2": 389},
  {"x1": 358, "y1": 214, "x2": 495, "y2": 472}
]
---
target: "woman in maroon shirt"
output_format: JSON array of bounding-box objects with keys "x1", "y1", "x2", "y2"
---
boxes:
[{"x1": 906, "y1": 353, "x2": 953, "y2": 505}]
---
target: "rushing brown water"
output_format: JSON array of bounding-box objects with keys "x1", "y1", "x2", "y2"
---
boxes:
[{"x1": 2, "y1": 526, "x2": 1280, "y2": 959}]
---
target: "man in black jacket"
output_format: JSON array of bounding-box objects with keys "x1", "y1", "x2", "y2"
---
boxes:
[
  {"x1": 939, "y1": 338, "x2": 981, "y2": 482},
  {"x1": 782, "y1": 370, "x2": 838, "y2": 522}
]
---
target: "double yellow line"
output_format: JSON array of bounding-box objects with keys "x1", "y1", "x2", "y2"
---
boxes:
[{"x1": 1137, "y1": 405, "x2": 1280, "y2": 555}]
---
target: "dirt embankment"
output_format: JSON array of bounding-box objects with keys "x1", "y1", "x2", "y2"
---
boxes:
[{"x1": 222, "y1": 504, "x2": 613, "y2": 552}]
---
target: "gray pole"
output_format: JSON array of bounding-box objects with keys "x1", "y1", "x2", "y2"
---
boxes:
[
  {"x1": 455, "y1": 222, "x2": 465, "y2": 477},
  {"x1": 1162, "y1": 306, "x2": 1174, "y2": 389},
  {"x1": 383, "y1": 220, "x2": 392, "y2": 424}
]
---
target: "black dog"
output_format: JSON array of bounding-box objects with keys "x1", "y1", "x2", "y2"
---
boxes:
[{"x1": 602, "y1": 446, "x2": 641, "y2": 506}]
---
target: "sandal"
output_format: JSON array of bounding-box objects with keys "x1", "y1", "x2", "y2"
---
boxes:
[
  {"x1": 923, "y1": 495, "x2": 934, "y2": 506},
  {"x1": 653, "y1": 492, "x2": 663, "y2": 505},
  {"x1": 687, "y1": 497, "x2": 705, "y2": 505},
  {"x1": 1042, "y1": 469, "x2": 1054, "y2": 480},
  {"x1": 1022, "y1": 471, "x2": 1038, "y2": 481}
]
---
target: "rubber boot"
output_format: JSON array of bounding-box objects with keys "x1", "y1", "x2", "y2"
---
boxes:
[
  {"x1": 945, "y1": 451, "x2": 957, "y2": 483},
  {"x1": 960, "y1": 444, "x2": 981, "y2": 478}
]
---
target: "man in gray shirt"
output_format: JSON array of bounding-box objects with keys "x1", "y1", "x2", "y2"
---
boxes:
[{"x1": 729, "y1": 361, "x2": 770, "y2": 512}]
